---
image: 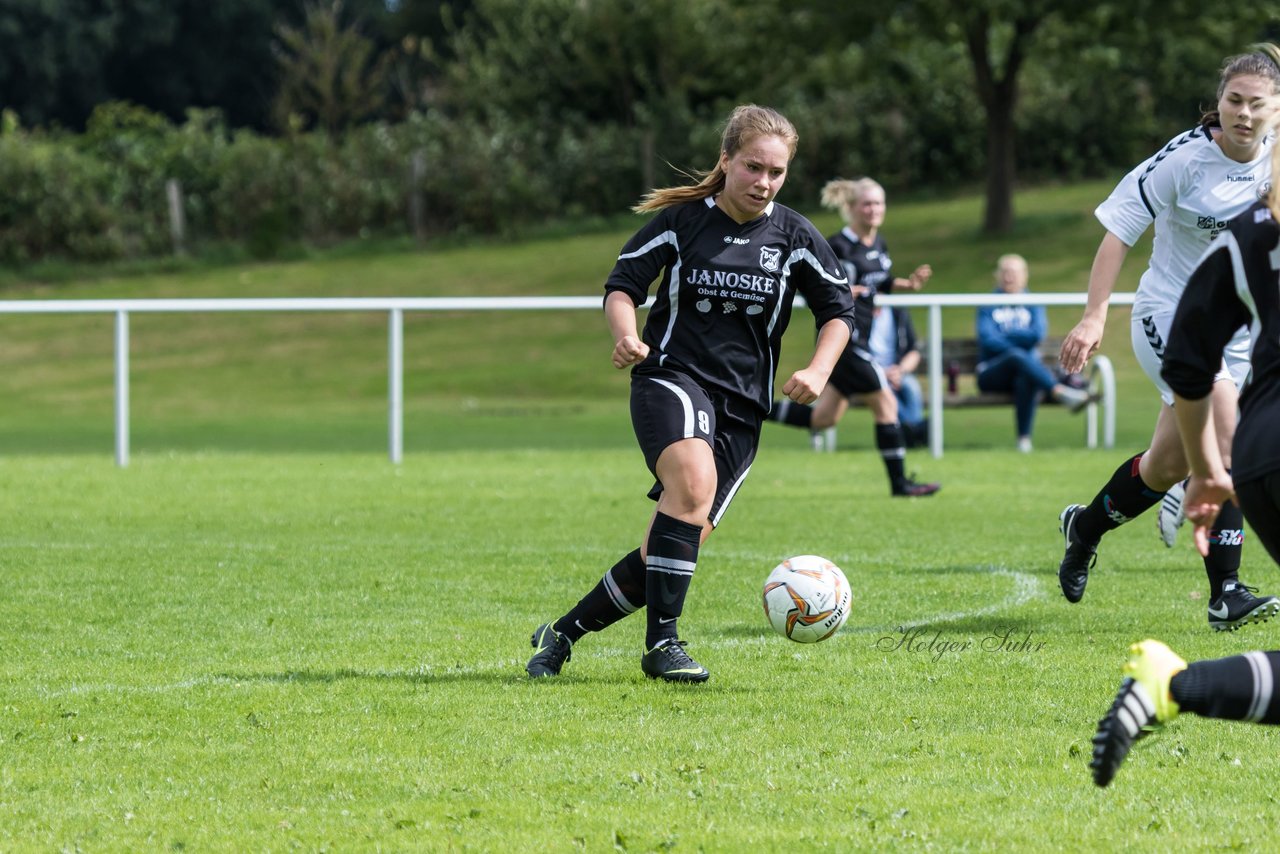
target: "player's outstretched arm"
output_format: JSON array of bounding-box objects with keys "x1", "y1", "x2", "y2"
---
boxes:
[{"x1": 1061, "y1": 232, "x2": 1129, "y2": 374}]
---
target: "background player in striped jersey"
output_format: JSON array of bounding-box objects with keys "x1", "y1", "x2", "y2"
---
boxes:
[
  {"x1": 1091, "y1": 122, "x2": 1280, "y2": 785},
  {"x1": 768, "y1": 177, "x2": 941, "y2": 497},
  {"x1": 1056, "y1": 44, "x2": 1280, "y2": 630},
  {"x1": 526, "y1": 105, "x2": 857, "y2": 682}
]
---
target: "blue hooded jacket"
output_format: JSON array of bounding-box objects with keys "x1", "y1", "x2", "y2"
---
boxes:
[{"x1": 976, "y1": 288, "x2": 1047, "y2": 364}]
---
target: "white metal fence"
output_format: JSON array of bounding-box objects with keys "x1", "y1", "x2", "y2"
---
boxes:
[{"x1": 0, "y1": 292, "x2": 1134, "y2": 465}]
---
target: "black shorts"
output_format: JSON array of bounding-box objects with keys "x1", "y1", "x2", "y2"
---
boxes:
[
  {"x1": 828, "y1": 344, "x2": 890, "y2": 397},
  {"x1": 630, "y1": 365, "x2": 762, "y2": 528},
  {"x1": 1237, "y1": 470, "x2": 1280, "y2": 567}
]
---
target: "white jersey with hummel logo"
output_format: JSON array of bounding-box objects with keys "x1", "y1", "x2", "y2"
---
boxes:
[{"x1": 1095, "y1": 125, "x2": 1274, "y2": 318}]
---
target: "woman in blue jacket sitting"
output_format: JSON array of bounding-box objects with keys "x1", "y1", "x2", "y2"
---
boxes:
[{"x1": 976, "y1": 254, "x2": 1090, "y2": 452}]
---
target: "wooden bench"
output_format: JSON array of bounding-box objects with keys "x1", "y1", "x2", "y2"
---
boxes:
[{"x1": 821, "y1": 335, "x2": 1116, "y2": 455}]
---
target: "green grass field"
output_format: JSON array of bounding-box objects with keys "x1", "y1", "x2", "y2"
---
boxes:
[
  {"x1": 4, "y1": 182, "x2": 1277, "y2": 850},
  {"x1": 4, "y1": 449, "x2": 1280, "y2": 850}
]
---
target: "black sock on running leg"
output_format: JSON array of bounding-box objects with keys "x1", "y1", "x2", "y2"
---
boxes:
[
  {"x1": 644, "y1": 512, "x2": 702, "y2": 649},
  {"x1": 553, "y1": 549, "x2": 645, "y2": 643},
  {"x1": 1171, "y1": 651, "x2": 1280, "y2": 724},
  {"x1": 769, "y1": 399, "x2": 813, "y2": 428},
  {"x1": 1074, "y1": 453, "x2": 1164, "y2": 543},
  {"x1": 875, "y1": 422, "x2": 907, "y2": 490},
  {"x1": 1204, "y1": 499, "x2": 1245, "y2": 600}
]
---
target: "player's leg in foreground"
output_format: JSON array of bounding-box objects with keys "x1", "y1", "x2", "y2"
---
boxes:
[
  {"x1": 1057, "y1": 447, "x2": 1173, "y2": 603},
  {"x1": 526, "y1": 550, "x2": 646, "y2": 677},
  {"x1": 1058, "y1": 407, "x2": 1182, "y2": 603},
  {"x1": 1092, "y1": 640, "x2": 1280, "y2": 786},
  {"x1": 638, "y1": 437, "x2": 712, "y2": 683}
]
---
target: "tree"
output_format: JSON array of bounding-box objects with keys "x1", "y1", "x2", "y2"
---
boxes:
[
  {"x1": 0, "y1": 0, "x2": 306, "y2": 131},
  {"x1": 891, "y1": 1, "x2": 1277, "y2": 234},
  {"x1": 272, "y1": 1, "x2": 394, "y2": 134}
]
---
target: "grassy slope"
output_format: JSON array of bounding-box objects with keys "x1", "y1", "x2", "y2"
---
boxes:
[{"x1": 0, "y1": 179, "x2": 1159, "y2": 456}]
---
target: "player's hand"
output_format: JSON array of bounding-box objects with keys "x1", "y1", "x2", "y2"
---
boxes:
[
  {"x1": 612, "y1": 335, "x2": 649, "y2": 369},
  {"x1": 885, "y1": 365, "x2": 903, "y2": 389},
  {"x1": 905, "y1": 265, "x2": 932, "y2": 291},
  {"x1": 850, "y1": 285, "x2": 870, "y2": 299},
  {"x1": 1059, "y1": 317, "x2": 1103, "y2": 375},
  {"x1": 1185, "y1": 472, "x2": 1235, "y2": 557},
  {"x1": 782, "y1": 369, "x2": 825, "y2": 404}
]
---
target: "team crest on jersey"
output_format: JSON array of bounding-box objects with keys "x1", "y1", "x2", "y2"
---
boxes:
[
  {"x1": 759, "y1": 246, "x2": 781, "y2": 272},
  {"x1": 1259, "y1": 181, "x2": 1273, "y2": 200}
]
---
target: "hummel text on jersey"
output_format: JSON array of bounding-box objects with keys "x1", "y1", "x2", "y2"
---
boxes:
[{"x1": 685, "y1": 268, "x2": 776, "y2": 295}]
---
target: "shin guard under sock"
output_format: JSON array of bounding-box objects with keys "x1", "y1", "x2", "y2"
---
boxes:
[{"x1": 645, "y1": 512, "x2": 702, "y2": 648}]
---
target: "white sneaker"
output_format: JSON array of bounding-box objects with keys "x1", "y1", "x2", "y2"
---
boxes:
[
  {"x1": 1055, "y1": 385, "x2": 1091, "y2": 413},
  {"x1": 1017, "y1": 437, "x2": 1033, "y2": 453},
  {"x1": 1157, "y1": 480, "x2": 1187, "y2": 549}
]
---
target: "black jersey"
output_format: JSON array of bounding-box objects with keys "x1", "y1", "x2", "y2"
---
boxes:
[
  {"x1": 827, "y1": 227, "x2": 896, "y2": 343},
  {"x1": 1162, "y1": 200, "x2": 1280, "y2": 483},
  {"x1": 605, "y1": 197, "x2": 855, "y2": 416}
]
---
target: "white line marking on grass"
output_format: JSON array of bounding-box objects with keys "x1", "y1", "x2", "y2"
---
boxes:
[{"x1": 891, "y1": 567, "x2": 1041, "y2": 631}]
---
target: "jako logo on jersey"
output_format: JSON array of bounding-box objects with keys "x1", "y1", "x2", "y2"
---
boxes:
[
  {"x1": 759, "y1": 246, "x2": 780, "y2": 272},
  {"x1": 723, "y1": 235, "x2": 750, "y2": 245},
  {"x1": 685, "y1": 268, "x2": 776, "y2": 294},
  {"x1": 1214, "y1": 529, "x2": 1245, "y2": 546},
  {"x1": 1196, "y1": 215, "x2": 1228, "y2": 231}
]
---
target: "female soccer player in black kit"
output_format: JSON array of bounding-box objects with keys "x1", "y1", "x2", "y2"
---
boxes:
[
  {"x1": 768, "y1": 178, "x2": 940, "y2": 496},
  {"x1": 525, "y1": 105, "x2": 857, "y2": 682},
  {"x1": 1091, "y1": 116, "x2": 1280, "y2": 786}
]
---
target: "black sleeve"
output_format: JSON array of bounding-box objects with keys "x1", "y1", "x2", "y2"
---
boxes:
[
  {"x1": 794, "y1": 222, "x2": 856, "y2": 337},
  {"x1": 603, "y1": 210, "x2": 674, "y2": 307},
  {"x1": 1161, "y1": 241, "x2": 1252, "y2": 400}
]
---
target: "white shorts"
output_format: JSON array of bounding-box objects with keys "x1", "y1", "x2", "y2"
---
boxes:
[{"x1": 1130, "y1": 311, "x2": 1251, "y2": 406}]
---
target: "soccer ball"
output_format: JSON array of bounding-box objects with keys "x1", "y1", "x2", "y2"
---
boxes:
[{"x1": 762, "y1": 555, "x2": 851, "y2": 643}]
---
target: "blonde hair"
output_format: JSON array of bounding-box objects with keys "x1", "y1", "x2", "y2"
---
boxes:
[
  {"x1": 996, "y1": 253, "x2": 1028, "y2": 273},
  {"x1": 633, "y1": 105, "x2": 798, "y2": 213},
  {"x1": 819, "y1": 177, "x2": 884, "y2": 224}
]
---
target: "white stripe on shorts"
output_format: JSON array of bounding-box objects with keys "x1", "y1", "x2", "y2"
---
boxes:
[{"x1": 648, "y1": 377, "x2": 695, "y2": 438}]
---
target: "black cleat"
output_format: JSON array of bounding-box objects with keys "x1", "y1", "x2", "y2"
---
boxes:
[
  {"x1": 640, "y1": 639, "x2": 709, "y2": 683},
  {"x1": 1208, "y1": 582, "x2": 1280, "y2": 632},
  {"x1": 1090, "y1": 640, "x2": 1185, "y2": 787},
  {"x1": 892, "y1": 476, "x2": 940, "y2": 498},
  {"x1": 1058, "y1": 504, "x2": 1098, "y2": 603},
  {"x1": 1090, "y1": 677, "x2": 1155, "y2": 787},
  {"x1": 526, "y1": 623, "x2": 572, "y2": 677}
]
